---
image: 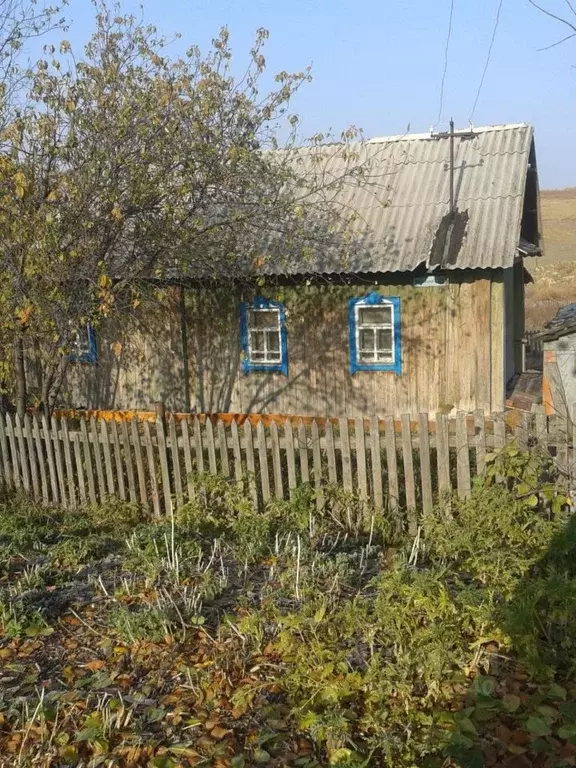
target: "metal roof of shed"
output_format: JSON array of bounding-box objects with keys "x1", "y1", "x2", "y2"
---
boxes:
[
  {"x1": 268, "y1": 123, "x2": 536, "y2": 276},
  {"x1": 535, "y1": 304, "x2": 576, "y2": 342}
]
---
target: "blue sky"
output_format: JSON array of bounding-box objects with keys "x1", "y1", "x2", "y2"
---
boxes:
[{"x1": 56, "y1": 0, "x2": 576, "y2": 188}]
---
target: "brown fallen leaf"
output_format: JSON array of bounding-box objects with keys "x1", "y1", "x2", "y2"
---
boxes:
[
  {"x1": 84, "y1": 659, "x2": 106, "y2": 672},
  {"x1": 211, "y1": 725, "x2": 231, "y2": 740}
]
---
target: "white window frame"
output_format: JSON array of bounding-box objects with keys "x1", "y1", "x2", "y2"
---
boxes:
[
  {"x1": 247, "y1": 306, "x2": 282, "y2": 366},
  {"x1": 355, "y1": 302, "x2": 395, "y2": 365}
]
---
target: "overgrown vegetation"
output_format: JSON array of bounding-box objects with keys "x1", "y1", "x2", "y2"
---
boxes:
[{"x1": 0, "y1": 447, "x2": 575, "y2": 767}]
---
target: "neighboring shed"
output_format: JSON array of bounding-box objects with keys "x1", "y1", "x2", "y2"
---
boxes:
[
  {"x1": 61, "y1": 123, "x2": 542, "y2": 418},
  {"x1": 536, "y1": 304, "x2": 576, "y2": 417}
]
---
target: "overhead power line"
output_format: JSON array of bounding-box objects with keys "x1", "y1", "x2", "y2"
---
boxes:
[
  {"x1": 469, "y1": 0, "x2": 505, "y2": 124},
  {"x1": 435, "y1": 0, "x2": 455, "y2": 128}
]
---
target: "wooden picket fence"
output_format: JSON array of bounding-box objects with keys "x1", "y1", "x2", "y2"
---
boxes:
[{"x1": 0, "y1": 407, "x2": 573, "y2": 526}]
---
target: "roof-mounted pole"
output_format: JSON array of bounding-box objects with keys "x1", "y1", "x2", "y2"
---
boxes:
[{"x1": 449, "y1": 117, "x2": 455, "y2": 216}]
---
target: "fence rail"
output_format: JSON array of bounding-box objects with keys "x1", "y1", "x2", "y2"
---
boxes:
[{"x1": 0, "y1": 407, "x2": 573, "y2": 524}]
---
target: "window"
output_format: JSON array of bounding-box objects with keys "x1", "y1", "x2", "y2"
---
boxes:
[
  {"x1": 69, "y1": 325, "x2": 98, "y2": 365},
  {"x1": 349, "y1": 293, "x2": 401, "y2": 374},
  {"x1": 240, "y1": 298, "x2": 287, "y2": 374}
]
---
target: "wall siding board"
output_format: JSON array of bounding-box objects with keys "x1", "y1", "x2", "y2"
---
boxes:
[{"x1": 61, "y1": 277, "x2": 497, "y2": 419}]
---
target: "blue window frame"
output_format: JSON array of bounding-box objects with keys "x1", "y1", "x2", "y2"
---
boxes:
[
  {"x1": 349, "y1": 292, "x2": 401, "y2": 375},
  {"x1": 69, "y1": 325, "x2": 98, "y2": 365},
  {"x1": 240, "y1": 297, "x2": 288, "y2": 375}
]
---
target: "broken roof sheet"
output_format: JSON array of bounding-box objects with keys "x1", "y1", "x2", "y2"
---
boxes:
[
  {"x1": 265, "y1": 123, "x2": 536, "y2": 276},
  {"x1": 536, "y1": 303, "x2": 576, "y2": 342}
]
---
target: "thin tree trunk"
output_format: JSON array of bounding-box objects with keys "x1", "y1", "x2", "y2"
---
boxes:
[{"x1": 14, "y1": 332, "x2": 27, "y2": 419}]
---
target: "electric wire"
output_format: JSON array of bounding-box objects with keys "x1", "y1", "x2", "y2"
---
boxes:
[
  {"x1": 435, "y1": 0, "x2": 455, "y2": 128},
  {"x1": 469, "y1": 0, "x2": 505, "y2": 124}
]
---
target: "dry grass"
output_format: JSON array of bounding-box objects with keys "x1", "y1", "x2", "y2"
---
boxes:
[{"x1": 525, "y1": 188, "x2": 576, "y2": 330}]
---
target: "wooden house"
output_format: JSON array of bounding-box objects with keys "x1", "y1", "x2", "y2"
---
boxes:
[{"x1": 62, "y1": 123, "x2": 542, "y2": 418}]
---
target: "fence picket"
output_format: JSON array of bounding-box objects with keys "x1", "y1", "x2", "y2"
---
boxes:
[
  {"x1": 181, "y1": 418, "x2": 194, "y2": 501},
  {"x1": 24, "y1": 414, "x2": 41, "y2": 500},
  {"x1": 51, "y1": 416, "x2": 68, "y2": 507},
  {"x1": 370, "y1": 416, "x2": 383, "y2": 510},
  {"x1": 474, "y1": 409, "x2": 487, "y2": 476},
  {"x1": 513, "y1": 412, "x2": 529, "y2": 450},
  {"x1": 534, "y1": 405, "x2": 548, "y2": 450},
  {"x1": 80, "y1": 418, "x2": 97, "y2": 507},
  {"x1": 325, "y1": 420, "x2": 337, "y2": 484},
  {"x1": 555, "y1": 407, "x2": 570, "y2": 484},
  {"x1": 61, "y1": 419, "x2": 77, "y2": 508},
  {"x1": 32, "y1": 414, "x2": 49, "y2": 504},
  {"x1": 493, "y1": 413, "x2": 506, "y2": 450},
  {"x1": 143, "y1": 420, "x2": 160, "y2": 517},
  {"x1": 298, "y1": 420, "x2": 310, "y2": 486},
  {"x1": 311, "y1": 420, "x2": 323, "y2": 507},
  {"x1": 42, "y1": 414, "x2": 59, "y2": 504},
  {"x1": 156, "y1": 417, "x2": 172, "y2": 513},
  {"x1": 131, "y1": 418, "x2": 150, "y2": 512},
  {"x1": 73, "y1": 433, "x2": 87, "y2": 504},
  {"x1": 230, "y1": 420, "x2": 243, "y2": 486},
  {"x1": 121, "y1": 419, "x2": 138, "y2": 505},
  {"x1": 400, "y1": 414, "x2": 416, "y2": 532},
  {"x1": 355, "y1": 418, "x2": 368, "y2": 499},
  {"x1": 284, "y1": 420, "x2": 297, "y2": 495},
  {"x1": 435, "y1": 412, "x2": 450, "y2": 494},
  {"x1": 193, "y1": 416, "x2": 205, "y2": 474},
  {"x1": 270, "y1": 422, "x2": 284, "y2": 499},
  {"x1": 110, "y1": 420, "x2": 126, "y2": 501},
  {"x1": 418, "y1": 412, "x2": 433, "y2": 515},
  {"x1": 257, "y1": 420, "x2": 271, "y2": 502},
  {"x1": 0, "y1": 413, "x2": 12, "y2": 488},
  {"x1": 243, "y1": 420, "x2": 258, "y2": 506},
  {"x1": 384, "y1": 415, "x2": 399, "y2": 511},
  {"x1": 217, "y1": 419, "x2": 230, "y2": 478},
  {"x1": 15, "y1": 415, "x2": 31, "y2": 493},
  {"x1": 205, "y1": 419, "x2": 217, "y2": 475},
  {"x1": 455, "y1": 411, "x2": 471, "y2": 499},
  {"x1": 169, "y1": 415, "x2": 184, "y2": 508},
  {"x1": 339, "y1": 418, "x2": 353, "y2": 493},
  {"x1": 100, "y1": 420, "x2": 115, "y2": 498},
  {"x1": 5, "y1": 414, "x2": 20, "y2": 490},
  {"x1": 90, "y1": 417, "x2": 107, "y2": 503}
]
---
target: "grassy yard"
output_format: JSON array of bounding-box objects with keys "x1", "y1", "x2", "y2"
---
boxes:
[{"x1": 1, "y1": 451, "x2": 576, "y2": 768}]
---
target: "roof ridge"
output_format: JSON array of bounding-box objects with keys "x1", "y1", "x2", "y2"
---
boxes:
[{"x1": 367, "y1": 123, "x2": 531, "y2": 144}]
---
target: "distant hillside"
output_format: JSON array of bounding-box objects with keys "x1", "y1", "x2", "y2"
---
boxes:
[
  {"x1": 540, "y1": 187, "x2": 576, "y2": 263},
  {"x1": 525, "y1": 187, "x2": 576, "y2": 329}
]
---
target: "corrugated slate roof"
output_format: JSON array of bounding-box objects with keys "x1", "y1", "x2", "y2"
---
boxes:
[
  {"x1": 536, "y1": 303, "x2": 576, "y2": 341},
  {"x1": 267, "y1": 123, "x2": 535, "y2": 275}
]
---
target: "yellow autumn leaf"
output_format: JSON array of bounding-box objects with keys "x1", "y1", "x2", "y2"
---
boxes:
[
  {"x1": 14, "y1": 171, "x2": 27, "y2": 199},
  {"x1": 111, "y1": 204, "x2": 123, "y2": 221},
  {"x1": 15, "y1": 305, "x2": 32, "y2": 325}
]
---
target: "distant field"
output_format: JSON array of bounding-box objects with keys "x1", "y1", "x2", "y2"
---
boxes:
[{"x1": 525, "y1": 187, "x2": 576, "y2": 329}]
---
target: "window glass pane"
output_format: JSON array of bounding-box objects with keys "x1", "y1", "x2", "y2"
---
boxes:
[
  {"x1": 266, "y1": 330, "x2": 280, "y2": 352},
  {"x1": 250, "y1": 330, "x2": 265, "y2": 351},
  {"x1": 359, "y1": 305, "x2": 392, "y2": 326},
  {"x1": 249, "y1": 309, "x2": 279, "y2": 329},
  {"x1": 359, "y1": 328, "x2": 375, "y2": 351},
  {"x1": 377, "y1": 328, "x2": 393, "y2": 352},
  {"x1": 359, "y1": 350, "x2": 376, "y2": 362}
]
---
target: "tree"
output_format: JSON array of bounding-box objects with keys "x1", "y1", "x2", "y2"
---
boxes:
[
  {"x1": 0, "y1": 4, "x2": 371, "y2": 416},
  {"x1": 528, "y1": 0, "x2": 576, "y2": 51},
  {"x1": 0, "y1": 0, "x2": 66, "y2": 128}
]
